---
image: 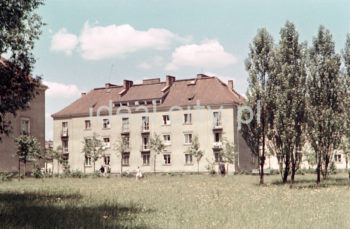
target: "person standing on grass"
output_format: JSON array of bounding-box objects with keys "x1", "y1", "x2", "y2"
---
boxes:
[{"x1": 136, "y1": 166, "x2": 142, "y2": 180}]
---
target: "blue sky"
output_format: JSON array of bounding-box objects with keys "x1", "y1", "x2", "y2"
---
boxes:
[{"x1": 33, "y1": 0, "x2": 350, "y2": 140}]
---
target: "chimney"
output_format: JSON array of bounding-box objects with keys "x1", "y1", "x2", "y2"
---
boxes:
[
  {"x1": 123, "y1": 80, "x2": 133, "y2": 90},
  {"x1": 197, "y1": 74, "x2": 209, "y2": 79},
  {"x1": 166, "y1": 75, "x2": 176, "y2": 87},
  {"x1": 105, "y1": 83, "x2": 111, "y2": 89},
  {"x1": 81, "y1": 92, "x2": 86, "y2": 96},
  {"x1": 228, "y1": 80, "x2": 234, "y2": 91}
]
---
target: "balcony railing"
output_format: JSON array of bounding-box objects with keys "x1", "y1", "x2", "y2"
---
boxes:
[
  {"x1": 63, "y1": 147, "x2": 69, "y2": 154},
  {"x1": 213, "y1": 142, "x2": 223, "y2": 149},
  {"x1": 212, "y1": 120, "x2": 223, "y2": 130},
  {"x1": 61, "y1": 128, "x2": 68, "y2": 137},
  {"x1": 140, "y1": 144, "x2": 150, "y2": 151},
  {"x1": 121, "y1": 125, "x2": 130, "y2": 134},
  {"x1": 141, "y1": 123, "x2": 150, "y2": 133}
]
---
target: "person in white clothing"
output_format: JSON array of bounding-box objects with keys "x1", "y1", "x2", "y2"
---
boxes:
[{"x1": 136, "y1": 166, "x2": 143, "y2": 180}]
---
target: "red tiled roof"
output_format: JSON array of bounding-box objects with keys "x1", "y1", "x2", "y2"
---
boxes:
[{"x1": 52, "y1": 75, "x2": 244, "y2": 118}]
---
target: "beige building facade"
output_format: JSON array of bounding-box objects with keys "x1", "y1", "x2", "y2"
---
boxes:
[{"x1": 52, "y1": 74, "x2": 255, "y2": 174}]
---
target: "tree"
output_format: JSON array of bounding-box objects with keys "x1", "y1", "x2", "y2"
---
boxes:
[
  {"x1": 149, "y1": 133, "x2": 166, "y2": 174},
  {"x1": 186, "y1": 135, "x2": 204, "y2": 174},
  {"x1": 0, "y1": 0, "x2": 44, "y2": 141},
  {"x1": 307, "y1": 26, "x2": 344, "y2": 184},
  {"x1": 114, "y1": 135, "x2": 130, "y2": 175},
  {"x1": 242, "y1": 28, "x2": 274, "y2": 185},
  {"x1": 14, "y1": 135, "x2": 42, "y2": 180},
  {"x1": 267, "y1": 22, "x2": 307, "y2": 187},
  {"x1": 82, "y1": 133, "x2": 105, "y2": 172},
  {"x1": 342, "y1": 33, "x2": 350, "y2": 188},
  {"x1": 221, "y1": 138, "x2": 237, "y2": 174}
]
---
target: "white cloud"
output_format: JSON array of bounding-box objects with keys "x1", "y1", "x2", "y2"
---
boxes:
[
  {"x1": 165, "y1": 40, "x2": 237, "y2": 71},
  {"x1": 51, "y1": 23, "x2": 189, "y2": 60},
  {"x1": 44, "y1": 81, "x2": 81, "y2": 99},
  {"x1": 137, "y1": 56, "x2": 165, "y2": 69},
  {"x1": 50, "y1": 28, "x2": 79, "y2": 55}
]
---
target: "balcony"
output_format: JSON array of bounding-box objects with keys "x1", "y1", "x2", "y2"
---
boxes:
[
  {"x1": 213, "y1": 142, "x2": 223, "y2": 149},
  {"x1": 140, "y1": 144, "x2": 150, "y2": 152},
  {"x1": 61, "y1": 128, "x2": 68, "y2": 137},
  {"x1": 63, "y1": 147, "x2": 69, "y2": 154},
  {"x1": 212, "y1": 121, "x2": 223, "y2": 131},
  {"x1": 121, "y1": 125, "x2": 130, "y2": 134},
  {"x1": 141, "y1": 123, "x2": 150, "y2": 134}
]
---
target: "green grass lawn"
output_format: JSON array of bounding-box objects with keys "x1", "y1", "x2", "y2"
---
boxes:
[{"x1": 0, "y1": 173, "x2": 350, "y2": 229}]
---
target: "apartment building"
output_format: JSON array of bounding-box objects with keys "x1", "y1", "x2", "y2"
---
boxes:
[
  {"x1": 0, "y1": 85, "x2": 47, "y2": 173},
  {"x1": 52, "y1": 74, "x2": 255, "y2": 174}
]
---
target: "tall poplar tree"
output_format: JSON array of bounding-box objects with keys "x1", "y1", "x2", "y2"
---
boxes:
[
  {"x1": 307, "y1": 26, "x2": 344, "y2": 184},
  {"x1": 242, "y1": 28, "x2": 274, "y2": 185},
  {"x1": 268, "y1": 22, "x2": 307, "y2": 186}
]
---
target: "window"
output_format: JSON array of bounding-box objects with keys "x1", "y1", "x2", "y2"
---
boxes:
[
  {"x1": 146, "y1": 100, "x2": 153, "y2": 105},
  {"x1": 103, "y1": 138, "x2": 110, "y2": 148},
  {"x1": 122, "y1": 118, "x2": 129, "y2": 132},
  {"x1": 164, "y1": 154, "x2": 171, "y2": 165},
  {"x1": 62, "y1": 122, "x2": 68, "y2": 128},
  {"x1": 142, "y1": 116, "x2": 149, "y2": 130},
  {"x1": 334, "y1": 154, "x2": 342, "y2": 163},
  {"x1": 184, "y1": 113, "x2": 192, "y2": 124},
  {"x1": 162, "y1": 115, "x2": 170, "y2": 125},
  {"x1": 163, "y1": 135, "x2": 171, "y2": 144},
  {"x1": 214, "y1": 152, "x2": 223, "y2": 163},
  {"x1": 103, "y1": 119, "x2": 110, "y2": 129},
  {"x1": 142, "y1": 136, "x2": 149, "y2": 150},
  {"x1": 123, "y1": 136, "x2": 130, "y2": 148},
  {"x1": 104, "y1": 155, "x2": 110, "y2": 165},
  {"x1": 85, "y1": 156, "x2": 91, "y2": 166},
  {"x1": 122, "y1": 153, "x2": 130, "y2": 166},
  {"x1": 215, "y1": 132, "x2": 221, "y2": 142},
  {"x1": 213, "y1": 112, "x2": 222, "y2": 126},
  {"x1": 185, "y1": 154, "x2": 193, "y2": 164},
  {"x1": 184, "y1": 133, "x2": 192, "y2": 144},
  {"x1": 20, "y1": 118, "x2": 30, "y2": 135},
  {"x1": 85, "y1": 120, "x2": 91, "y2": 129},
  {"x1": 62, "y1": 139, "x2": 68, "y2": 152},
  {"x1": 142, "y1": 153, "x2": 150, "y2": 165}
]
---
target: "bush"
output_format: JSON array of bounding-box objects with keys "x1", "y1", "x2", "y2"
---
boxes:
[
  {"x1": 93, "y1": 171, "x2": 102, "y2": 178},
  {"x1": 270, "y1": 169, "x2": 280, "y2": 175},
  {"x1": 121, "y1": 172, "x2": 134, "y2": 178},
  {"x1": 70, "y1": 170, "x2": 87, "y2": 178},
  {"x1": 0, "y1": 172, "x2": 13, "y2": 182},
  {"x1": 31, "y1": 166, "x2": 43, "y2": 179}
]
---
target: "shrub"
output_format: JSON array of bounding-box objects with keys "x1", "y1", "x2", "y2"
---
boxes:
[
  {"x1": 0, "y1": 172, "x2": 13, "y2": 182},
  {"x1": 93, "y1": 171, "x2": 102, "y2": 178},
  {"x1": 31, "y1": 166, "x2": 43, "y2": 179},
  {"x1": 71, "y1": 170, "x2": 87, "y2": 178}
]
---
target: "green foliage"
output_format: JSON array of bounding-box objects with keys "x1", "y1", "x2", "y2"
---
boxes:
[
  {"x1": 31, "y1": 165, "x2": 43, "y2": 178},
  {"x1": 186, "y1": 135, "x2": 204, "y2": 173},
  {"x1": 329, "y1": 161, "x2": 337, "y2": 175},
  {"x1": 70, "y1": 170, "x2": 87, "y2": 178},
  {"x1": 81, "y1": 133, "x2": 106, "y2": 172},
  {"x1": 307, "y1": 26, "x2": 344, "y2": 182},
  {"x1": 149, "y1": 133, "x2": 166, "y2": 173},
  {"x1": 242, "y1": 28, "x2": 274, "y2": 184},
  {"x1": 113, "y1": 135, "x2": 131, "y2": 175},
  {"x1": 14, "y1": 135, "x2": 42, "y2": 163},
  {"x1": 0, "y1": 0, "x2": 44, "y2": 140},
  {"x1": 0, "y1": 172, "x2": 13, "y2": 182}
]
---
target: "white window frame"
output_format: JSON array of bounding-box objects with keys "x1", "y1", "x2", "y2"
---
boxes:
[
  {"x1": 103, "y1": 137, "x2": 110, "y2": 148},
  {"x1": 20, "y1": 118, "x2": 30, "y2": 135},
  {"x1": 142, "y1": 153, "x2": 150, "y2": 166},
  {"x1": 184, "y1": 113, "x2": 192, "y2": 124},
  {"x1": 85, "y1": 120, "x2": 91, "y2": 129},
  {"x1": 185, "y1": 154, "x2": 193, "y2": 165},
  {"x1": 85, "y1": 156, "x2": 92, "y2": 166},
  {"x1": 163, "y1": 134, "x2": 171, "y2": 145},
  {"x1": 162, "y1": 115, "x2": 171, "y2": 125},
  {"x1": 163, "y1": 154, "x2": 171, "y2": 165},
  {"x1": 103, "y1": 119, "x2": 110, "y2": 129},
  {"x1": 184, "y1": 133, "x2": 192, "y2": 144},
  {"x1": 122, "y1": 152, "x2": 130, "y2": 166}
]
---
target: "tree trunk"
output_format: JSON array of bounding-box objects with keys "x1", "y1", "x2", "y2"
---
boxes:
[
  {"x1": 283, "y1": 155, "x2": 290, "y2": 184},
  {"x1": 153, "y1": 154, "x2": 157, "y2": 174},
  {"x1": 260, "y1": 156, "x2": 265, "y2": 185},
  {"x1": 52, "y1": 160, "x2": 54, "y2": 176},
  {"x1": 316, "y1": 152, "x2": 321, "y2": 184},
  {"x1": 346, "y1": 157, "x2": 348, "y2": 170},
  {"x1": 24, "y1": 162, "x2": 26, "y2": 179},
  {"x1": 120, "y1": 157, "x2": 123, "y2": 177},
  {"x1": 322, "y1": 155, "x2": 329, "y2": 180},
  {"x1": 197, "y1": 161, "x2": 199, "y2": 174},
  {"x1": 93, "y1": 161, "x2": 95, "y2": 173}
]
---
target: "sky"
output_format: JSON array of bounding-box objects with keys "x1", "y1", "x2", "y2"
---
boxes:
[{"x1": 32, "y1": 0, "x2": 350, "y2": 140}]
